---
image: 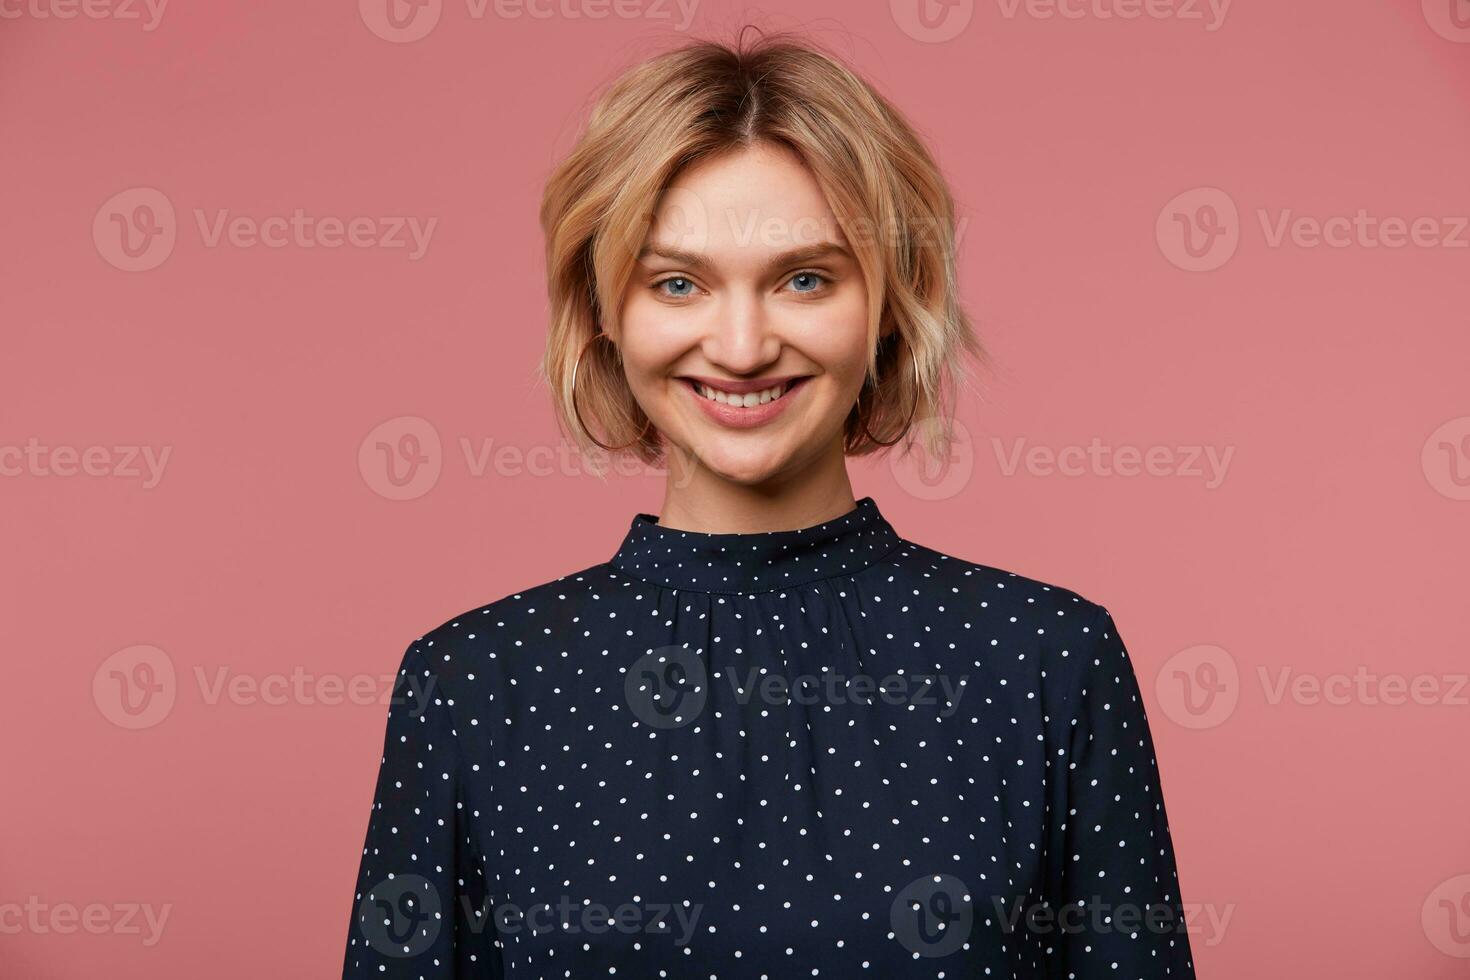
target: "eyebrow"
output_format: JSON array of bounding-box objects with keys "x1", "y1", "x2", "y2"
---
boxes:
[{"x1": 636, "y1": 241, "x2": 853, "y2": 278}]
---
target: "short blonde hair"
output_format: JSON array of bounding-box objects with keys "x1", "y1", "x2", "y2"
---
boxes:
[{"x1": 538, "y1": 29, "x2": 982, "y2": 465}]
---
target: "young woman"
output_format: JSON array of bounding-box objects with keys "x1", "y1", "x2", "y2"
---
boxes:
[{"x1": 342, "y1": 32, "x2": 1195, "y2": 979}]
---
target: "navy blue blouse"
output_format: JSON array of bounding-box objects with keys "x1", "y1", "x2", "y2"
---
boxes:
[{"x1": 342, "y1": 497, "x2": 1195, "y2": 978}]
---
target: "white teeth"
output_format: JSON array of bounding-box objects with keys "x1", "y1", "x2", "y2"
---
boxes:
[{"x1": 696, "y1": 382, "x2": 791, "y2": 407}]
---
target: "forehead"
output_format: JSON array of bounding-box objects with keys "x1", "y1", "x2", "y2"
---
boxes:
[{"x1": 645, "y1": 142, "x2": 847, "y2": 256}]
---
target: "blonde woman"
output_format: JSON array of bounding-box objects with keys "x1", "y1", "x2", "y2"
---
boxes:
[{"x1": 342, "y1": 30, "x2": 1194, "y2": 979}]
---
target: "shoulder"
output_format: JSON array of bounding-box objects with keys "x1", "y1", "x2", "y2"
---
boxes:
[
  {"x1": 880, "y1": 537, "x2": 1127, "y2": 693},
  {"x1": 391, "y1": 560, "x2": 624, "y2": 683},
  {"x1": 882, "y1": 536, "x2": 1113, "y2": 627}
]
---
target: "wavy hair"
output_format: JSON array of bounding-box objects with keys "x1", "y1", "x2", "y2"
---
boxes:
[{"x1": 538, "y1": 29, "x2": 983, "y2": 465}]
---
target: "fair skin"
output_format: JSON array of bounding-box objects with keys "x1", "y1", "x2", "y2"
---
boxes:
[{"x1": 615, "y1": 141, "x2": 884, "y2": 534}]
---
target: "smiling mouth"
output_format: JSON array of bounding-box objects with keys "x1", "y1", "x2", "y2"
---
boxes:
[{"x1": 682, "y1": 376, "x2": 811, "y2": 408}]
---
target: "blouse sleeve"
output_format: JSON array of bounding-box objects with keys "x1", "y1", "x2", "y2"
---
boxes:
[
  {"x1": 1044, "y1": 604, "x2": 1197, "y2": 978},
  {"x1": 341, "y1": 642, "x2": 498, "y2": 978}
]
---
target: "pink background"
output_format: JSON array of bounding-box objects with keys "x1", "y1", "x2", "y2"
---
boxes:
[{"x1": 3, "y1": 0, "x2": 1469, "y2": 976}]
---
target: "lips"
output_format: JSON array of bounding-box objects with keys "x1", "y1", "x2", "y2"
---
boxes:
[
  {"x1": 689, "y1": 377, "x2": 803, "y2": 408},
  {"x1": 678, "y1": 375, "x2": 812, "y2": 429}
]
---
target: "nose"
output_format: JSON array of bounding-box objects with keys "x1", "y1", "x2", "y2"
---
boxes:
[{"x1": 699, "y1": 290, "x2": 782, "y2": 376}]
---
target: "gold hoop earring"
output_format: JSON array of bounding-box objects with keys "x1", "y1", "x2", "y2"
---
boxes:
[
  {"x1": 858, "y1": 348, "x2": 923, "y2": 448},
  {"x1": 570, "y1": 331, "x2": 653, "y2": 453}
]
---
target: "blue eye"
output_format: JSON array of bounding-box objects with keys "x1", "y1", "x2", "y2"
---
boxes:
[
  {"x1": 788, "y1": 271, "x2": 828, "y2": 293},
  {"x1": 657, "y1": 277, "x2": 696, "y2": 298}
]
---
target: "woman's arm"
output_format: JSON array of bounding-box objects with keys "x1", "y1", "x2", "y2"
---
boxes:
[
  {"x1": 1043, "y1": 603, "x2": 1197, "y2": 978},
  {"x1": 340, "y1": 642, "x2": 499, "y2": 978}
]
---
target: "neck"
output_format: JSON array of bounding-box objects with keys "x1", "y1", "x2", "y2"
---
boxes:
[{"x1": 657, "y1": 439, "x2": 856, "y2": 534}]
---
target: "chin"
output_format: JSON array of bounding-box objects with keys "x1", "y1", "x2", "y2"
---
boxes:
[{"x1": 683, "y1": 437, "x2": 801, "y2": 488}]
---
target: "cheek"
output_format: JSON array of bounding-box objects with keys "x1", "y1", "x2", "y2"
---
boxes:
[
  {"x1": 616, "y1": 294, "x2": 684, "y2": 387},
  {"x1": 800, "y1": 293, "x2": 872, "y2": 390}
]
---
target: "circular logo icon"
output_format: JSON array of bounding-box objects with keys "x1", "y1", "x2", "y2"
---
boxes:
[
  {"x1": 357, "y1": 873, "x2": 443, "y2": 957},
  {"x1": 94, "y1": 187, "x2": 176, "y2": 273},
  {"x1": 93, "y1": 644, "x2": 176, "y2": 730},
  {"x1": 1154, "y1": 643, "x2": 1238, "y2": 730},
  {"x1": 618, "y1": 184, "x2": 711, "y2": 261},
  {"x1": 1156, "y1": 187, "x2": 1239, "y2": 272},
  {"x1": 624, "y1": 645, "x2": 707, "y2": 729},
  {"x1": 359, "y1": 0, "x2": 442, "y2": 42},
  {"x1": 891, "y1": 873, "x2": 972, "y2": 957},
  {"x1": 890, "y1": 0, "x2": 975, "y2": 43},
  {"x1": 1423, "y1": 0, "x2": 1470, "y2": 42},
  {"x1": 1422, "y1": 873, "x2": 1470, "y2": 958},
  {"x1": 359, "y1": 416, "x2": 442, "y2": 501},
  {"x1": 1421, "y1": 416, "x2": 1470, "y2": 501},
  {"x1": 891, "y1": 416, "x2": 974, "y2": 501}
]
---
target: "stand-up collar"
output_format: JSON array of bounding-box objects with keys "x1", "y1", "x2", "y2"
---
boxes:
[{"x1": 609, "y1": 496, "x2": 903, "y2": 595}]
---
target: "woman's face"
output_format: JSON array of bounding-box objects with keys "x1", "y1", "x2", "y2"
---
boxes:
[{"x1": 616, "y1": 142, "x2": 872, "y2": 487}]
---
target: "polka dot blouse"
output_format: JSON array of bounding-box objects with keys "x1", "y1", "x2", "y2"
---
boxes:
[{"x1": 342, "y1": 497, "x2": 1196, "y2": 978}]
